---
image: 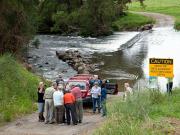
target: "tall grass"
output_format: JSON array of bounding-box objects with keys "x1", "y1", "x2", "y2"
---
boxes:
[
  {"x1": 94, "y1": 89, "x2": 180, "y2": 135},
  {"x1": 0, "y1": 54, "x2": 40, "y2": 124},
  {"x1": 128, "y1": 0, "x2": 180, "y2": 30}
]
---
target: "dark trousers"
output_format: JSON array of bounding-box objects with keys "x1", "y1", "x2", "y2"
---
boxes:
[
  {"x1": 75, "y1": 99, "x2": 83, "y2": 122},
  {"x1": 167, "y1": 82, "x2": 173, "y2": 95},
  {"x1": 92, "y1": 97, "x2": 100, "y2": 113},
  {"x1": 65, "y1": 103, "x2": 77, "y2": 124},
  {"x1": 55, "y1": 105, "x2": 65, "y2": 124}
]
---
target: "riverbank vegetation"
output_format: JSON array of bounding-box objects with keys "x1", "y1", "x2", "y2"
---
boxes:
[
  {"x1": 0, "y1": 0, "x2": 38, "y2": 54},
  {"x1": 129, "y1": 0, "x2": 180, "y2": 30},
  {"x1": 0, "y1": 54, "x2": 40, "y2": 124},
  {"x1": 95, "y1": 89, "x2": 180, "y2": 135},
  {"x1": 37, "y1": 0, "x2": 152, "y2": 37}
]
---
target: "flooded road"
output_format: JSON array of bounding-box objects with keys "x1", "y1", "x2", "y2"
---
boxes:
[{"x1": 28, "y1": 13, "x2": 180, "y2": 91}]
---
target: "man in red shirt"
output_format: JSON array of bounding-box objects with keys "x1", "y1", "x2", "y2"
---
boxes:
[
  {"x1": 64, "y1": 91, "x2": 78, "y2": 125},
  {"x1": 71, "y1": 86, "x2": 83, "y2": 123}
]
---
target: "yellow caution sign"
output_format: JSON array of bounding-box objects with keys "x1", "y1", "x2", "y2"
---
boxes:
[{"x1": 149, "y1": 58, "x2": 173, "y2": 78}]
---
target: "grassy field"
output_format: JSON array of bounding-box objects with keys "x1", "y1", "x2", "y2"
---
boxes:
[
  {"x1": 0, "y1": 54, "x2": 41, "y2": 124},
  {"x1": 112, "y1": 12, "x2": 154, "y2": 31},
  {"x1": 94, "y1": 89, "x2": 180, "y2": 135},
  {"x1": 128, "y1": 0, "x2": 180, "y2": 30}
]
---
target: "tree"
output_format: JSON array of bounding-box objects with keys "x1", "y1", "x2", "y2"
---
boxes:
[
  {"x1": 81, "y1": 0, "x2": 115, "y2": 36},
  {"x1": 0, "y1": 0, "x2": 38, "y2": 54}
]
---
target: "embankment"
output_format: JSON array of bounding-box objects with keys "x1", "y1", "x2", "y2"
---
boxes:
[{"x1": 0, "y1": 54, "x2": 41, "y2": 124}]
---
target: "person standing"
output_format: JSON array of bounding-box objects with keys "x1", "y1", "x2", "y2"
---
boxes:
[
  {"x1": 91, "y1": 82, "x2": 101, "y2": 113},
  {"x1": 37, "y1": 82, "x2": 45, "y2": 122},
  {"x1": 167, "y1": 77, "x2": 173, "y2": 95},
  {"x1": 53, "y1": 84, "x2": 64, "y2": 124},
  {"x1": 56, "y1": 74, "x2": 64, "y2": 86},
  {"x1": 64, "y1": 90, "x2": 78, "y2": 125},
  {"x1": 71, "y1": 86, "x2": 83, "y2": 123},
  {"x1": 101, "y1": 82, "x2": 107, "y2": 117},
  {"x1": 124, "y1": 83, "x2": 133, "y2": 101},
  {"x1": 44, "y1": 82, "x2": 57, "y2": 124},
  {"x1": 94, "y1": 75, "x2": 102, "y2": 86}
]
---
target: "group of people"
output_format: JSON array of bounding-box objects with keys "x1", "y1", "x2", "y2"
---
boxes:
[
  {"x1": 37, "y1": 81, "x2": 83, "y2": 125},
  {"x1": 37, "y1": 74, "x2": 108, "y2": 125}
]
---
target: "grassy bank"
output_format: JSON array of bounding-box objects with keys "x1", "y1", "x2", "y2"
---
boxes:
[
  {"x1": 0, "y1": 54, "x2": 40, "y2": 124},
  {"x1": 112, "y1": 12, "x2": 154, "y2": 31},
  {"x1": 128, "y1": 0, "x2": 180, "y2": 30},
  {"x1": 95, "y1": 89, "x2": 180, "y2": 135}
]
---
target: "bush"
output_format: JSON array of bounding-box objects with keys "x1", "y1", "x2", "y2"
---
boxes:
[{"x1": 51, "y1": 10, "x2": 81, "y2": 34}]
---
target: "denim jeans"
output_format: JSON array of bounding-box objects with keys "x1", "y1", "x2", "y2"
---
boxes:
[{"x1": 92, "y1": 97, "x2": 100, "y2": 113}]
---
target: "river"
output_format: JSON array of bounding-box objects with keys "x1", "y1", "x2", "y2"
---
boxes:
[{"x1": 28, "y1": 24, "x2": 180, "y2": 92}]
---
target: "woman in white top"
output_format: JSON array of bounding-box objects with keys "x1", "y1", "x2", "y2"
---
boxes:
[
  {"x1": 53, "y1": 84, "x2": 64, "y2": 124},
  {"x1": 91, "y1": 82, "x2": 101, "y2": 113}
]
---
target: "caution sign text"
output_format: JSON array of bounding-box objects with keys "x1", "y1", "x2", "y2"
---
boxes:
[{"x1": 149, "y1": 58, "x2": 173, "y2": 78}]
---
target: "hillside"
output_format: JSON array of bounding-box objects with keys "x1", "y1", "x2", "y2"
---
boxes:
[{"x1": 0, "y1": 54, "x2": 40, "y2": 124}]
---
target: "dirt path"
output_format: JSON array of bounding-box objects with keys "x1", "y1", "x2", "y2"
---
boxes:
[
  {"x1": 168, "y1": 118, "x2": 180, "y2": 135},
  {"x1": 132, "y1": 11, "x2": 175, "y2": 27},
  {"x1": 0, "y1": 93, "x2": 123, "y2": 135},
  {"x1": 0, "y1": 110, "x2": 104, "y2": 135}
]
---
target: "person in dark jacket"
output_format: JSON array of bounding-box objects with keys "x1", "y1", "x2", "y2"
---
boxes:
[
  {"x1": 101, "y1": 82, "x2": 107, "y2": 117},
  {"x1": 167, "y1": 77, "x2": 173, "y2": 95},
  {"x1": 56, "y1": 74, "x2": 64, "y2": 86},
  {"x1": 37, "y1": 82, "x2": 45, "y2": 122}
]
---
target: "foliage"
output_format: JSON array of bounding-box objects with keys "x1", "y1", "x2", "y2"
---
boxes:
[
  {"x1": 129, "y1": 0, "x2": 180, "y2": 30},
  {"x1": 38, "y1": 0, "x2": 141, "y2": 36},
  {"x1": 51, "y1": 10, "x2": 80, "y2": 34},
  {"x1": 94, "y1": 89, "x2": 180, "y2": 135},
  {"x1": 0, "y1": 0, "x2": 38, "y2": 54},
  {"x1": 0, "y1": 54, "x2": 40, "y2": 123}
]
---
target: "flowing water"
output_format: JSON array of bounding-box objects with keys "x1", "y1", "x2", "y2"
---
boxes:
[{"x1": 28, "y1": 26, "x2": 180, "y2": 91}]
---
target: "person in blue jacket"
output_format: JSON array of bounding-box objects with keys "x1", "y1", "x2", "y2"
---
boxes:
[{"x1": 101, "y1": 82, "x2": 107, "y2": 117}]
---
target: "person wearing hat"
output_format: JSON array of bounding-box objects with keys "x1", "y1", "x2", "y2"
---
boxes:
[{"x1": 91, "y1": 82, "x2": 101, "y2": 113}]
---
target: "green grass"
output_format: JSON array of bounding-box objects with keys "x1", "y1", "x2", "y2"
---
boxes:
[
  {"x1": 0, "y1": 54, "x2": 41, "y2": 124},
  {"x1": 94, "y1": 89, "x2": 180, "y2": 135},
  {"x1": 112, "y1": 13, "x2": 154, "y2": 31},
  {"x1": 128, "y1": 0, "x2": 180, "y2": 30}
]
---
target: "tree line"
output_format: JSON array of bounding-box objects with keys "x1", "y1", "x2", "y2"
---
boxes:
[{"x1": 0, "y1": 0, "x2": 144, "y2": 54}]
